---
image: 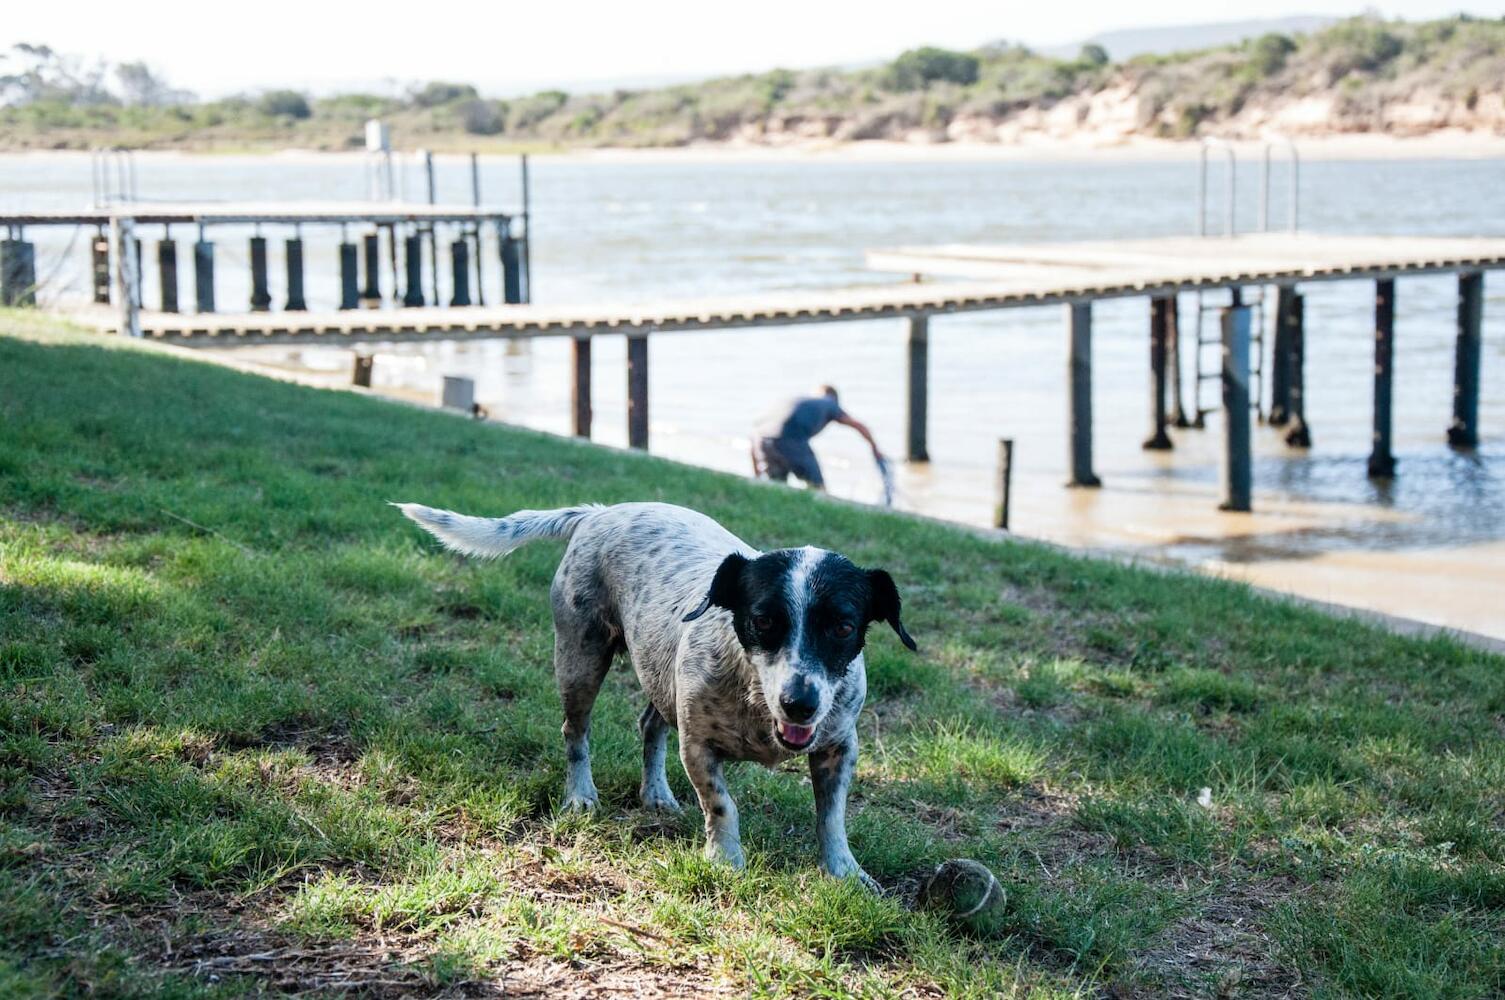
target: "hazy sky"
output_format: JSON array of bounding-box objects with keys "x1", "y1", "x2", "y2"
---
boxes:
[{"x1": 4, "y1": 1, "x2": 1500, "y2": 97}]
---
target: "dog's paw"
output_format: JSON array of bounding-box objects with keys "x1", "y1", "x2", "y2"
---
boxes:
[
  {"x1": 704, "y1": 839, "x2": 746, "y2": 870},
  {"x1": 639, "y1": 784, "x2": 682, "y2": 814},
  {"x1": 823, "y1": 856, "x2": 880, "y2": 893},
  {"x1": 560, "y1": 785, "x2": 600, "y2": 812}
]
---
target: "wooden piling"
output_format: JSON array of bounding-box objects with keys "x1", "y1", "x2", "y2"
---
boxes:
[
  {"x1": 402, "y1": 232, "x2": 424, "y2": 307},
  {"x1": 1283, "y1": 292, "x2": 1311, "y2": 448},
  {"x1": 422, "y1": 152, "x2": 440, "y2": 305},
  {"x1": 520, "y1": 154, "x2": 532, "y2": 303},
  {"x1": 906, "y1": 314, "x2": 930, "y2": 462},
  {"x1": 627, "y1": 333, "x2": 649, "y2": 450},
  {"x1": 1220, "y1": 304, "x2": 1253, "y2": 512},
  {"x1": 193, "y1": 239, "x2": 215, "y2": 314},
  {"x1": 572, "y1": 336, "x2": 592, "y2": 438},
  {"x1": 385, "y1": 225, "x2": 400, "y2": 309},
  {"x1": 156, "y1": 239, "x2": 178, "y2": 313},
  {"x1": 1067, "y1": 302, "x2": 1100, "y2": 487},
  {"x1": 1367, "y1": 279, "x2": 1396, "y2": 478},
  {"x1": 471, "y1": 226, "x2": 485, "y2": 306},
  {"x1": 449, "y1": 239, "x2": 471, "y2": 306},
  {"x1": 1144, "y1": 296, "x2": 1174, "y2": 450},
  {"x1": 1448, "y1": 272, "x2": 1483, "y2": 448},
  {"x1": 338, "y1": 242, "x2": 359, "y2": 310},
  {"x1": 111, "y1": 216, "x2": 141, "y2": 338},
  {"x1": 91, "y1": 233, "x2": 110, "y2": 305},
  {"x1": 360, "y1": 232, "x2": 381, "y2": 306},
  {"x1": 1268, "y1": 285, "x2": 1296, "y2": 425},
  {"x1": 249, "y1": 236, "x2": 271, "y2": 312},
  {"x1": 352, "y1": 354, "x2": 373, "y2": 388},
  {"x1": 1167, "y1": 294, "x2": 1190, "y2": 427},
  {"x1": 500, "y1": 228, "x2": 522, "y2": 305},
  {"x1": 0, "y1": 238, "x2": 36, "y2": 307},
  {"x1": 284, "y1": 238, "x2": 306, "y2": 311}
]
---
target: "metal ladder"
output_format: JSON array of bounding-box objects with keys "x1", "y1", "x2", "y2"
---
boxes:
[
  {"x1": 1189, "y1": 138, "x2": 1299, "y2": 426},
  {"x1": 90, "y1": 148, "x2": 138, "y2": 207}
]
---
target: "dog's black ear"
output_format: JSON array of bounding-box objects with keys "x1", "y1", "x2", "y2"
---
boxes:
[
  {"x1": 684, "y1": 552, "x2": 749, "y2": 622},
  {"x1": 865, "y1": 569, "x2": 917, "y2": 652}
]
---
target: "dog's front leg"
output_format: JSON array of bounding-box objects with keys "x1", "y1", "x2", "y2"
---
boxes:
[
  {"x1": 680, "y1": 740, "x2": 744, "y2": 869},
  {"x1": 809, "y1": 732, "x2": 877, "y2": 890}
]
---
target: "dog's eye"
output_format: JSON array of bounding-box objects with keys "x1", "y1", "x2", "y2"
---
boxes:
[
  {"x1": 752, "y1": 614, "x2": 774, "y2": 631},
  {"x1": 833, "y1": 621, "x2": 854, "y2": 639}
]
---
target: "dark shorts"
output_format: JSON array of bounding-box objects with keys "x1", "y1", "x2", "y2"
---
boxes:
[{"x1": 757, "y1": 436, "x2": 824, "y2": 488}]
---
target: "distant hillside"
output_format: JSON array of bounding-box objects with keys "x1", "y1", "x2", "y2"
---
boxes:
[
  {"x1": 1, "y1": 15, "x2": 1502, "y2": 152},
  {"x1": 1050, "y1": 16, "x2": 1338, "y2": 60}
]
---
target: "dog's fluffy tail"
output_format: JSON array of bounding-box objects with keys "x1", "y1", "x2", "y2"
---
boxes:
[{"x1": 392, "y1": 502, "x2": 601, "y2": 559}]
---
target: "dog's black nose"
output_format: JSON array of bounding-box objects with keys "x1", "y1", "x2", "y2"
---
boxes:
[{"x1": 779, "y1": 675, "x2": 820, "y2": 724}]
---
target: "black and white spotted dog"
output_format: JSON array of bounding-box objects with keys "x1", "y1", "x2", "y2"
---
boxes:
[{"x1": 395, "y1": 501, "x2": 916, "y2": 886}]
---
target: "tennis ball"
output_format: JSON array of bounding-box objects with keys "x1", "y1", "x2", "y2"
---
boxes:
[{"x1": 916, "y1": 859, "x2": 1007, "y2": 935}]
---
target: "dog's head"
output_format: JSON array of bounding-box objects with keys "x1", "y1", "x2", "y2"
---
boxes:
[{"x1": 683, "y1": 547, "x2": 916, "y2": 751}]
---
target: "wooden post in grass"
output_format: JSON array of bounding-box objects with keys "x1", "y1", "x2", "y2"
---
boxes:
[
  {"x1": 1220, "y1": 299, "x2": 1252, "y2": 512},
  {"x1": 995, "y1": 438, "x2": 1014, "y2": 530}
]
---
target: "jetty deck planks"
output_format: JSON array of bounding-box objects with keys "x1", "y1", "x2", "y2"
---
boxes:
[{"x1": 75, "y1": 233, "x2": 1505, "y2": 347}]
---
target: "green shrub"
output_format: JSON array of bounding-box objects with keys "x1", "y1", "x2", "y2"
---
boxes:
[
  {"x1": 459, "y1": 99, "x2": 507, "y2": 135},
  {"x1": 1248, "y1": 32, "x2": 1297, "y2": 76},
  {"x1": 411, "y1": 81, "x2": 478, "y2": 108},
  {"x1": 1079, "y1": 43, "x2": 1110, "y2": 68},
  {"x1": 883, "y1": 47, "x2": 980, "y2": 92},
  {"x1": 257, "y1": 89, "x2": 311, "y2": 119}
]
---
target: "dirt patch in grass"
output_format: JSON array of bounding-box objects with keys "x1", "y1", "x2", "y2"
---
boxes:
[
  {"x1": 1129, "y1": 874, "x2": 1305, "y2": 999},
  {"x1": 996, "y1": 787, "x2": 1114, "y2": 878},
  {"x1": 158, "y1": 914, "x2": 733, "y2": 998}
]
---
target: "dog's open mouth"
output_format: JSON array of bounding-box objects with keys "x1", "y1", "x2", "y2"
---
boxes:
[{"x1": 775, "y1": 721, "x2": 816, "y2": 749}]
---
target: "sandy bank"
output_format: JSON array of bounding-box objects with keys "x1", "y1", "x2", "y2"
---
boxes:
[{"x1": 4, "y1": 130, "x2": 1504, "y2": 169}]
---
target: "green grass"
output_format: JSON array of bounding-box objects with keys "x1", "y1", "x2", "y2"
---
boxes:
[{"x1": 2, "y1": 313, "x2": 1503, "y2": 996}]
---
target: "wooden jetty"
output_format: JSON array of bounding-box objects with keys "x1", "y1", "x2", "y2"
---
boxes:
[{"x1": 7, "y1": 206, "x2": 1499, "y2": 513}]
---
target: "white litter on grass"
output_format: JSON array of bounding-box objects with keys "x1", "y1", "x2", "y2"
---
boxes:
[{"x1": 1197, "y1": 787, "x2": 1214, "y2": 809}]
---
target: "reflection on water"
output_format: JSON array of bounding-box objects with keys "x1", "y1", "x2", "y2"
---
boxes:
[
  {"x1": 2, "y1": 152, "x2": 1502, "y2": 576},
  {"x1": 1126, "y1": 449, "x2": 1502, "y2": 559}
]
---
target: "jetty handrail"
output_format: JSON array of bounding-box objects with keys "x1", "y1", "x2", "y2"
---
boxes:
[
  {"x1": 1197, "y1": 138, "x2": 1237, "y2": 238},
  {"x1": 1259, "y1": 136, "x2": 1300, "y2": 233}
]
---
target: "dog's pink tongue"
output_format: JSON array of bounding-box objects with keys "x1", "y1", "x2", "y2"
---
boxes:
[{"x1": 779, "y1": 722, "x2": 814, "y2": 747}]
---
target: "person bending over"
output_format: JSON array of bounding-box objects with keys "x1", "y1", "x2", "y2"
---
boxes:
[{"x1": 751, "y1": 385, "x2": 883, "y2": 491}]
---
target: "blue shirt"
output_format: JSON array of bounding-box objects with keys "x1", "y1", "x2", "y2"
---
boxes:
[{"x1": 760, "y1": 396, "x2": 846, "y2": 444}]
